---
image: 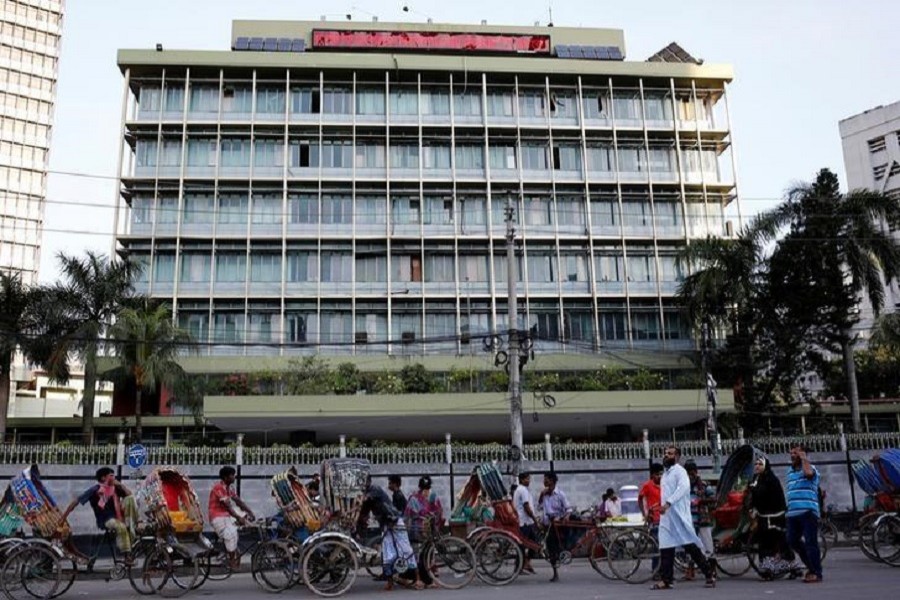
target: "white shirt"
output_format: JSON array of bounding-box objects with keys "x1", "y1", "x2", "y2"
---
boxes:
[
  {"x1": 604, "y1": 497, "x2": 622, "y2": 517},
  {"x1": 513, "y1": 484, "x2": 535, "y2": 526},
  {"x1": 659, "y1": 463, "x2": 702, "y2": 549}
]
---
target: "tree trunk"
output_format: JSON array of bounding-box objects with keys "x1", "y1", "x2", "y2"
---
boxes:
[
  {"x1": 842, "y1": 336, "x2": 862, "y2": 433},
  {"x1": 135, "y1": 388, "x2": 143, "y2": 443},
  {"x1": 81, "y1": 350, "x2": 98, "y2": 445},
  {"x1": 0, "y1": 366, "x2": 11, "y2": 444}
]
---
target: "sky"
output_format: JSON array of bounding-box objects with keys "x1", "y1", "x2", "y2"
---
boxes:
[{"x1": 38, "y1": 0, "x2": 900, "y2": 282}]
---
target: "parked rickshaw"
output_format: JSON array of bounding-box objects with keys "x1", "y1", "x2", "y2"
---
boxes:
[{"x1": 855, "y1": 449, "x2": 900, "y2": 565}]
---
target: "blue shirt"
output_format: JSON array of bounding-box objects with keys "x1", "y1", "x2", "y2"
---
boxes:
[
  {"x1": 539, "y1": 488, "x2": 571, "y2": 525},
  {"x1": 786, "y1": 466, "x2": 820, "y2": 518}
]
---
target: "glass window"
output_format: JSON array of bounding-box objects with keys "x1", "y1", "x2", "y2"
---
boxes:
[
  {"x1": 422, "y1": 89, "x2": 450, "y2": 115},
  {"x1": 600, "y1": 309, "x2": 627, "y2": 340},
  {"x1": 622, "y1": 200, "x2": 650, "y2": 226},
  {"x1": 183, "y1": 195, "x2": 214, "y2": 224},
  {"x1": 222, "y1": 85, "x2": 253, "y2": 113},
  {"x1": 612, "y1": 90, "x2": 641, "y2": 120},
  {"x1": 489, "y1": 144, "x2": 517, "y2": 170},
  {"x1": 321, "y1": 141, "x2": 352, "y2": 168},
  {"x1": 217, "y1": 195, "x2": 248, "y2": 224},
  {"x1": 153, "y1": 254, "x2": 175, "y2": 282},
  {"x1": 163, "y1": 83, "x2": 185, "y2": 112},
  {"x1": 460, "y1": 197, "x2": 486, "y2": 226},
  {"x1": 286, "y1": 251, "x2": 318, "y2": 282},
  {"x1": 355, "y1": 255, "x2": 387, "y2": 282},
  {"x1": 291, "y1": 86, "x2": 320, "y2": 113},
  {"x1": 389, "y1": 89, "x2": 418, "y2": 115},
  {"x1": 140, "y1": 86, "x2": 161, "y2": 112},
  {"x1": 320, "y1": 252, "x2": 352, "y2": 282},
  {"x1": 518, "y1": 90, "x2": 546, "y2": 118},
  {"x1": 656, "y1": 201, "x2": 681, "y2": 228},
  {"x1": 131, "y1": 197, "x2": 154, "y2": 225},
  {"x1": 553, "y1": 145, "x2": 581, "y2": 171},
  {"x1": 256, "y1": 86, "x2": 286, "y2": 114},
  {"x1": 527, "y1": 253, "x2": 556, "y2": 283},
  {"x1": 521, "y1": 144, "x2": 548, "y2": 170},
  {"x1": 392, "y1": 196, "x2": 421, "y2": 224},
  {"x1": 550, "y1": 91, "x2": 577, "y2": 118},
  {"x1": 459, "y1": 255, "x2": 489, "y2": 281},
  {"x1": 213, "y1": 312, "x2": 245, "y2": 343},
  {"x1": 157, "y1": 197, "x2": 178, "y2": 224},
  {"x1": 254, "y1": 139, "x2": 285, "y2": 167},
  {"x1": 248, "y1": 311, "x2": 277, "y2": 342},
  {"x1": 322, "y1": 87, "x2": 352, "y2": 114},
  {"x1": 355, "y1": 144, "x2": 386, "y2": 168},
  {"x1": 390, "y1": 144, "x2": 419, "y2": 168},
  {"x1": 286, "y1": 311, "x2": 313, "y2": 342},
  {"x1": 424, "y1": 197, "x2": 453, "y2": 225},
  {"x1": 322, "y1": 195, "x2": 352, "y2": 224},
  {"x1": 561, "y1": 255, "x2": 588, "y2": 281},
  {"x1": 251, "y1": 253, "x2": 282, "y2": 282},
  {"x1": 524, "y1": 197, "x2": 552, "y2": 226},
  {"x1": 627, "y1": 254, "x2": 655, "y2": 282},
  {"x1": 186, "y1": 139, "x2": 217, "y2": 166},
  {"x1": 453, "y1": 91, "x2": 482, "y2": 116},
  {"x1": 424, "y1": 255, "x2": 455, "y2": 282},
  {"x1": 644, "y1": 92, "x2": 673, "y2": 121},
  {"x1": 422, "y1": 145, "x2": 451, "y2": 169},
  {"x1": 486, "y1": 90, "x2": 514, "y2": 116},
  {"x1": 649, "y1": 148, "x2": 674, "y2": 173},
  {"x1": 529, "y1": 309, "x2": 560, "y2": 340},
  {"x1": 289, "y1": 140, "x2": 319, "y2": 167},
  {"x1": 178, "y1": 311, "x2": 209, "y2": 342},
  {"x1": 356, "y1": 87, "x2": 386, "y2": 114},
  {"x1": 288, "y1": 194, "x2": 318, "y2": 224},
  {"x1": 251, "y1": 194, "x2": 282, "y2": 224},
  {"x1": 596, "y1": 253, "x2": 624, "y2": 281},
  {"x1": 220, "y1": 138, "x2": 251, "y2": 167},
  {"x1": 357, "y1": 196, "x2": 387, "y2": 224},
  {"x1": 180, "y1": 253, "x2": 211, "y2": 282},
  {"x1": 455, "y1": 145, "x2": 484, "y2": 169},
  {"x1": 632, "y1": 310, "x2": 661, "y2": 340},
  {"x1": 189, "y1": 85, "x2": 218, "y2": 112},
  {"x1": 618, "y1": 146, "x2": 647, "y2": 172},
  {"x1": 356, "y1": 312, "x2": 388, "y2": 341},
  {"x1": 392, "y1": 255, "x2": 422, "y2": 283},
  {"x1": 215, "y1": 253, "x2": 247, "y2": 282},
  {"x1": 658, "y1": 255, "x2": 685, "y2": 281},
  {"x1": 557, "y1": 196, "x2": 585, "y2": 226}
]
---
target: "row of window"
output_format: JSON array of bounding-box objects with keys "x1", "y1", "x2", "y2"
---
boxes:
[
  {"x1": 133, "y1": 137, "x2": 721, "y2": 175},
  {"x1": 0, "y1": 19, "x2": 61, "y2": 55},
  {"x1": 138, "y1": 250, "x2": 685, "y2": 286},
  {"x1": 0, "y1": 66, "x2": 55, "y2": 97},
  {"x1": 130, "y1": 193, "x2": 723, "y2": 230},
  {"x1": 175, "y1": 304, "x2": 687, "y2": 345},
  {"x1": 137, "y1": 82, "x2": 716, "y2": 124}
]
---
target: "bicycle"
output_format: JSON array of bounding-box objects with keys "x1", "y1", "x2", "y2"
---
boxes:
[
  {"x1": 193, "y1": 517, "x2": 293, "y2": 591},
  {"x1": 381, "y1": 517, "x2": 476, "y2": 590}
]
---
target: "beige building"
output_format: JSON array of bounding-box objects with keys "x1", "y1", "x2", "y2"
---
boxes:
[{"x1": 0, "y1": 0, "x2": 65, "y2": 283}]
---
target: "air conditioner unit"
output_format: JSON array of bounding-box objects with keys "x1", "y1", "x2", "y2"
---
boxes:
[
  {"x1": 355, "y1": 331, "x2": 368, "y2": 344},
  {"x1": 401, "y1": 331, "x2": 416, "y2": 344}
]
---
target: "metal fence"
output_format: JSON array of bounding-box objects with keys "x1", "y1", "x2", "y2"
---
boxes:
[{"x1": 1, "y1": 432, "x2": 898, "y2": 467}]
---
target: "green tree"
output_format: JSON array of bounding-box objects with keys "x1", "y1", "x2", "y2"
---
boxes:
[
  {"x1": 108, "y1": 302, "x2": 193, "y2": 442},
  {"x1": 284, "y1": 356, "x2": 333, "y2": 395},
  {"x1": 51, "y1": 252, "x2": 138, "y2": 443},
  {"x1": 871, "y1": 312, "x2": 900, "y2": 351},
  {"x1": 757, "y1": 169, "x2": 900, "y2": 432},
  {"x1": 332, "y1": 363, "x2": 361, "y2": 395},
  {"x1": 399, "y1": 364, "x2": 436, "y2": 393},
  {"x1": 0, "y1": 274, "x2": 68, "y2": 442}
]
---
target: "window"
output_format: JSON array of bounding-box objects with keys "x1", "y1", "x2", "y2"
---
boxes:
[
  {"x1": 289, "y1": 140, "x2": 319, "y2": 167},
  {"x1": 356, "y1": 312, "x2": 388, "y2": 341},
  {"x1": 618, "y1": 145, "x2": 647, "y2": 172},
  {"x1": 213, "y1": 311, "x2": 245, "y2": 343},
  {"x1": 288, "y1": 194, "x2": 318, "y2": 224},
  {"x1": 157, "y1": 197, "x2": 178, "y2": 224},
  {"x1": 553, "y1": 145, "x2": 581, "y2": 171},
  {"x1": 131, "y1": 197, "x2": 153, "y2": 225},
  {"x1": 423, "y1": 145, "x2": 451, "y2": 169},
  {"x1": 612, "y1": 91, "x2": 640, "y2": 120},
  {"x1": 600, "y1": 309, "x2": 627, "y2": 340},
  {"x1": 455, "y1": 145, "x2": 484, "y2": 170},
  {"x1": 422, "y1": 89, "x2": 450, "y2": 115},
  {"x1": 557, "y1": 196, "x2": 585, "y2": 227},
  {"x1": 460, "y1": 197, "x2": 486, "y2": 226},
  {"x1": 622, "y1": 200, "x2": 650, "y2": 226},
  {"x1": 321, "y1": 141, "x2": 352, "y2": 168},
  {"x1": 656, "y1": 201, "x2": 681, "y2": 228},
  {"x1": 586, "y1": 145, "x2": 613, "y2": 171},
  {"x1": 222, "y1": 85, "x2": 252, "y2": 113},
  {"x1": 524, "y1": 197, "x2": 553, "y2": 226},
  {"x1": 550, "y1": 91, "x2": 577, "y2": 118},
  {"x1": 322, "y1": 195, "x2": 352, "y2": 224},
  {"x1": 453, "y1": 91, "x2": 482, "y2": 116},
  {"x1": 248, "y1": 311, "x2": 277, "y2": 342},
  {"x1": 291, "y1": 86, "x2": 320, "y2": 113},
  {"x1": 392, "y1": 197, "x2": 421, "y2": 224},
  {"x1": 649, "y1": 148, "x2": 674, "y2": 173},
  {"x1": 186, "y1": 139, "x2": 217, "y2": 166},
  {"x1": 287, "y1": 251, "x2": 318, "y2": 282},
  {"x1": 140, "y1": 86, "x2": 161, "y2": 112},
  {"x1": 424, "y1": 254, "x2": 455, "y2": 282},
  {"x1": 356, "y1": 255, "x2": 387, "y2": 282},
  {"x1": 424, "y1": 197, "x2": 453, "y2": 225},
  {"x1": 489, "y1": 144, "x2": 517, "y2": 170},
  {"x1": 189, "y1": 85, "x2": 218, "y2": 112},
  {"x1": 459, "y1": 254, "x2": 489, "y2": 281},
  {"x1": 627, "y1": 255, "x2": 655, "y2": 282},
  {"x1": 356, "y1": 87, "x2": 386, "y2": 114},
  {"x1": 486, "y1": 90, "x2": 514, "y2": 116},
  {"x1": 320, "y1": 252, "x2": 352, "y2": 282},
  {"x1": 256, "y1": 86, "x2": 286, "y2": 114},
  {"x1": 180, "y1": 253, "x2": 211, "y2": 282},
  {"x1": 632, "y1": 310, "x2": 661, "y2": 340},
  {"x1": 389, "y1": 88, "x2": 418, "y2": 115},
  {"x1": 518, "y1": 90, "x2": 546, "y2": 118},
  {"x1": 153, "y1": 254, "x2": 175, "y2": 282},
  {"x1": 873, "y1": 164, "x2": 888, "y2": 180},
  {"x1": 530, "y1": 309, "x2": 560, "y2": 340},
  {"x1": 321, "y1": 310, "x2": 352, "y2": 342},
  {"x1": 355, "y1": 144, "x2": 386, "y2": 168},
  {"x1": 178, "y1": 311, "x2": 209, "y2": 342},
  {"x1": 392, "y1": 255, "x2": 422, "y2": 282},
  {"x1": 182, "y1": 195, "x2": 213, "y2": 225},
  {"x1": 658, "y1": 255, "x2": 685, "y2": 281},
  {"x1": 215, "y1": 253, "x2": 247, "y2": 282},
  {"x1": 561, "y1": 254, "x2": 588, "y2": 282},
  {"x1": 596, "y1": 253, "x2": 624, "y2": 281},
  {"x1": 644, "y1": 92, "x2": 673, "y2": 121},
  {"x1": 390, "y1": 144, "x2": 419, "y2": 169},
  {"x1": 217, "y1": 195, "x2": 248, "y2": 225},
  {"x1": 251, "y1": 253, "x2": 282, "y2": 282},
  {"x1": 220, "y1": 138, "x2": 251, "y2": 167},
  {"x1": 322, "y1": 87, "x2": 352, "y2": 114},
  {"x1": 163, "y1": 84, "x2": 185, "y2": 112},
  {"x1": 251, "y1": 194, "x2": 282, "y2": 224},
  {"x1": 285, "y1": 311, "x2": 311, "y2": 342},
  {"x1": 254, "y1": 139, "x2": 284, "y2": 168},
  {"x1": 357, "y1": 196, "x2": 387, "y2": 224},
  {"x1": 527, "y1": 253, "x2": 556, "y2": 283},
  {"x1": 564, "y1": 310, "x2": 594, "y2": 341}
]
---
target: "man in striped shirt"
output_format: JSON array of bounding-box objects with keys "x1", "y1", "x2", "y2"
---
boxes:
[{"x1": 785, "y1": 444, "x2": 823, "y2": 583}]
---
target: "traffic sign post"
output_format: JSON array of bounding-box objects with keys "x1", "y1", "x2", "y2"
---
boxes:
[{"x1": 127, "y1": 444, "x2": 147, "y2": 478}]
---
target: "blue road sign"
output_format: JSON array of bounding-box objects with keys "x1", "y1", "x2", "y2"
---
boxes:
[{"x1": 127, "y1": 444, "x2": 147, "y2": 469}]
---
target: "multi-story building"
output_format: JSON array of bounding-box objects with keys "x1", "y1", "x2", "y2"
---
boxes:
[
  {"x1": 0, "y1": 0, "x2": 64, "y2": 283},
  {"x1": 108, "y1": 20, "x2": 743, "y2": 443},
  {"x1": 840, "y1": 100, "x2": 900, "y2": 321}
]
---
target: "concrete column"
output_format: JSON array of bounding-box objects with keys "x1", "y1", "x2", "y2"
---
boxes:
[
  {"x1": 339, "y1": 435, "x2": 347, "y2": 458},
  {"x1": 544, "y1": 433, "x2": 553, "y2": 462}
]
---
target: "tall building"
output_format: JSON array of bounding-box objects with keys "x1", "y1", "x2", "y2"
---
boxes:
[
  {"x1": 110, "y1": 20, "x2": 742, "y2": 442},
  {"x1": 0, "y1": 0, "x2": 65, "y2": 283},
  {"x1": 840, "y1": 101, "x2": 900, "y2": 321}
]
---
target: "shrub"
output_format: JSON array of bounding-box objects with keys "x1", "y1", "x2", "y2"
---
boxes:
[
  {"x1": 399, "y1": 364, "x2": 437, "y2": 393},
  {"x1": 333, "y1": 363, "x2": 361, "y2": 395}
]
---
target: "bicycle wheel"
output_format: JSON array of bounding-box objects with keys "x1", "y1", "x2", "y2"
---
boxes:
[
  {"x1": 48, "y1": 557, "x2": 77, "y2": 599},
  {"x1": 715, "y1": 548, "x2": 751, "y2": 577},
  {"x1": 817, "y1": 528, "x2": 829, "y2": 562},
  {"x1": 1, "y1": 544, "x2": 62, "y2": 600},
  {"x1": 200, "y1": 550, "x2": 233, "y2": 583},
  {"x1": 473, "y1": 531, "x2": 522, "y2": 586},
  {"x1": 872, "y1": 515, "x2": 900, "y2": 567},
  {"x1": 141, "y1": 543, "x2": 199, "y2": 598},
  {"x1": 587, "y1": 536, "x2": 616, "y2": 580},
  {"x1": 425, "y1": 538, "x2": 476, "y2": 590},
  {"x1": 859, "y1": 513, "x2": 882, "y2": 562},
  {"x1": 819, "y1": 520, "x2": 838, "y2": 549},
  {"x1": 251, "y1": 540, "x2": 296, "y2": 593},
  {"x1": 127, "y1": 539, "x2": 161, "y2": 596},
  {"x1": 301, "y1": 538, "x2": 358, "y2": 598},
  {"x1": 606, "y1": 529, "x2": 658, "y2": 584}
]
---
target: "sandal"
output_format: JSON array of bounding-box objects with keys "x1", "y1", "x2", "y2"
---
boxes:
[
  {"x1": 803, "y1": 574, "x2": 822, "y2": 584},
  {"x1": 705, "y1": 576, "x2": 716, "y2": 588},
  {"x1": 650, "y1": 581, "x2": 673, "y2": 590}
]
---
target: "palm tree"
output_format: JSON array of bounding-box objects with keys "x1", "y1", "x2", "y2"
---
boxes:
[
  {"x1": 871, "y1": 312, "x2": 900, "y2": 351},
  {"x1": 757, "y1": 169, "x2": 900, "y2": 432},
  {"x1": 109, "y1": 302, "x2": 193, "y2": 443},
  {"x1": 0, "y1": 274, "x2": 68, "y2": 442},
  {"x1": 52, "y1": 252, "x2": 138, "y2": 443}
]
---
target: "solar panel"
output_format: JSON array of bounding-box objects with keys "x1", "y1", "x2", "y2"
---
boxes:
[
  {"x1": 570, "y1": 45, "x2": 585, "y2": 59},
  {"x1": 291, "y1": 38, "x2": 306, "y2": 52},
  {"x1": 556, "y1": 44, "x2": 571, "y2": 58},
  {"x1": 234, "y1": 37, "x2": 250, "y2": 51},
  {"x1": 583, "y1": 46, "x2": 599, "y2": 60},
  {"x1": 608, "y1": 46, "x2": 624, "y2": 60},
  {"x1": 595, "y1": 46, "x2": 611, "y2": 60},
  {"x1": 249, "y1": 37, "x2": 264, "y2": 51},
  {"x1": 263, "y1": 37, "x2": 278, "y2": 51},
  {"x1": 277, "y1": 38, "x2": 292, "y2": 52}
]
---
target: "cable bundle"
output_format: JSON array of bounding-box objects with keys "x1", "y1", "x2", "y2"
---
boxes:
[{"x1": 271, "y1": 470, "x2": 318, "y2": 529}]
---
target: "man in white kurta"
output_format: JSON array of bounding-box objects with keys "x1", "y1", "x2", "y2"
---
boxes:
[{"x1": 656, "y1": 446, "x2": 716, "y2": 589}]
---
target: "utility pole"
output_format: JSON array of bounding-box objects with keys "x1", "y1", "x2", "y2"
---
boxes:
[
  {"x1": 505, "y1": 192, "x2": 524, "y2": 475},
  {"x1": 702, "y1": 319, "x2": 721, "y2": 472}
]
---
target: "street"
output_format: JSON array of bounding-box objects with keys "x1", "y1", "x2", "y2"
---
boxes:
[{"x1": 56, "y1": 548, "x2": 897, "y2": 599}]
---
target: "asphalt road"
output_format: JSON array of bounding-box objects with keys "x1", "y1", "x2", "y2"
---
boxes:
[{"x1": 44, "y1": 548, "x2": 897, "y2": 599}]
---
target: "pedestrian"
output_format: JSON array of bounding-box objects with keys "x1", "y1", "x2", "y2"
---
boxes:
[
  {"x1": 404, "y1": 476, "x2": 443, "y2": 588},
  {"x1": 513, "y1": 472, "x2": 539, "y2": 574},
  {"x1": 748, "y1": 456, "x2": 800, "y2": 579},
  {"x1": 387, "y1": 475, "x2": 407, "y2": 514},
  {"x1": 538, "y1": 472, "x2": 572, "y2": 582},
  {"x1": 603, "y1": 487, "x2": 622, "y2": 518},
  {"x1": 653, "y1": 446, "x2": 716, "y2": 590},
  {"x1": 639, "y1": 463, "x2": 663, "y2": 526},
  {"x1": 785, "y1": 444, "x2": 823, "y2": 583},
  {"x1": 683, "y1": 461, "x2": 715, "y2": 581}
]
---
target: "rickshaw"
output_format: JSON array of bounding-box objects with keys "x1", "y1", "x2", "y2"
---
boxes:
[
  {"x1": 856, "y1": 449, "x2": 900, "y2": 565},
  {"x1": 0, "y1": 465, "x2": 197, "y2": 599}
]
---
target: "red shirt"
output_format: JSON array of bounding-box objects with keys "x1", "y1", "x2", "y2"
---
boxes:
[
  {"x1": 208, "y1": 481, "x2": 236, "y2": 520},
  {"x1": 639, "y1": 479, "x2": 661, "y2": 524}
]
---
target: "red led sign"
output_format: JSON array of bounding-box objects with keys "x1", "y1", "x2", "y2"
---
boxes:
[{"x1": 312, "y1": 30, "x2": 551, "y2": 54}]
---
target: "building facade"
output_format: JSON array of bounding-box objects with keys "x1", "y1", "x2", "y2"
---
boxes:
[
  {"x1": 0, "y1": 0, "x2": 64, "y2": 283},
  {"x1": 840, "y1": 100, "x2": 900, "y2": 320},
  {"x1": 115, "y1": 20, "x2": 740, "y2": 360}
]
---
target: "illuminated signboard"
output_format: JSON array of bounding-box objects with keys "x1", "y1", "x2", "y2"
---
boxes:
[{"x1": 312, "y1": 30, "x2": 551, "y2": 54}]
